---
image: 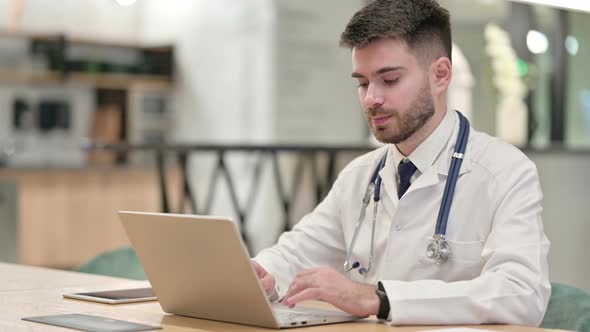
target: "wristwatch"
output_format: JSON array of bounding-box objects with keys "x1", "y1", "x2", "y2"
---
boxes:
[{"x1": 375, "y1": 282, "x2": 390, "y2": 320}]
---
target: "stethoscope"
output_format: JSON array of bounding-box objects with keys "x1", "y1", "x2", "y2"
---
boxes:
[{"x1": 343, "y1": 111, "x2": 470, "y2": 275}]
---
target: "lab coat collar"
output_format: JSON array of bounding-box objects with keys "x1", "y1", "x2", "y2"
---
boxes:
[
  {"x1": 378, "y1": 151, "x2": 399, "y2": 205},
  {"x1": 391, "y1": 109, "x2": 456, "y2": 175},
  {"x1": 377, "y1": 110, "x2": 472, "y2": 202}
]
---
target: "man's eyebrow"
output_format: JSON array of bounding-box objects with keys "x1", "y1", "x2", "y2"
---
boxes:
[
  {"x1": 376, "y1": 66, "x2": 405, "y2": 75},
  {"x1": 351, "y1": 66, "x2": 405, "y2": 78}
]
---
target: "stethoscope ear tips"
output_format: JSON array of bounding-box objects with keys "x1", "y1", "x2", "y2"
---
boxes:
[
  {"x1": 344, "y1": 261, "x2": 361, "y2": 272},
  {"x1": 345, "y1": 261, "x2": 370, "y2": 275}
]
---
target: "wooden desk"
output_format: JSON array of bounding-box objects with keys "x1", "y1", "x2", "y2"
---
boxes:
[{"x1": 0, "y1": 263, "x2": 564, "y2": 331}]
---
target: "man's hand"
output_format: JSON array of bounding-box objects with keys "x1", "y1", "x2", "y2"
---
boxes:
[
  {"x1": 252, "y1": 260, "x2": 277, "y2": 298},
  {"x1": 281, "y1": 266, "x2": 379, "y2": 318}
]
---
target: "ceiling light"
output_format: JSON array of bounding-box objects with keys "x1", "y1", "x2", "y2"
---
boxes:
[
  {"x1": 565, "y1": 36, "x2": 579, "y2": 56},
  {"x1": 526, "y1": 30, "x2": 549, "y2": 54}
]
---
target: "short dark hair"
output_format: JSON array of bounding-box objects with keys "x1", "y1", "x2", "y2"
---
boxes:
[{"x1": 340, "y1": 0, "x2": 452, "y2": 65}]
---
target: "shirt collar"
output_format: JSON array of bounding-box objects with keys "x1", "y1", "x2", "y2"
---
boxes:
[{"x1": 390, "y1": 110, "x2": 456, "y2": 174}]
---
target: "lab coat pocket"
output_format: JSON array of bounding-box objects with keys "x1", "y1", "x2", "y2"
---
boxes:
[
  {"x1": 418, "y1": 237, "x2": 484, "y2": 264},
  {"x1": 416, "y1": 238, "x2": 484, "y2": 281},
  {"x1": 447, "y1": 239, "x2": 485, "y2": 263}
]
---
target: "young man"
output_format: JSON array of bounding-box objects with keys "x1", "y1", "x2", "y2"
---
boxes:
[{"x1": 253, "y1": 0, "x2": 550, "y2": 326}]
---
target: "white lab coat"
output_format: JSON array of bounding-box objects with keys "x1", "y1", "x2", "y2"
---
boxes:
[{"x1": 254, "y1": 111, "x2": 551, "y2": 326}]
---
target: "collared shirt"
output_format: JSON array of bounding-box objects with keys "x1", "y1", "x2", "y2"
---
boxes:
[{"x1": 391, "y1": 110, "x2": 456, "y2": 187}]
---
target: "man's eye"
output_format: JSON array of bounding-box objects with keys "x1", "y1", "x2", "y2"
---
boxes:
[
  {"x1": 357, "y1": 82, "x2": 369, "y2": 88},
  {"x1": 384, "y1": 78, "x2": 399, "y2": 86}
]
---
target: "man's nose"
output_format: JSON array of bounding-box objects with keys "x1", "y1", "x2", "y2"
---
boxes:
[{"x1": 363, "y1": 84, "x2": 384, "y2": 110}]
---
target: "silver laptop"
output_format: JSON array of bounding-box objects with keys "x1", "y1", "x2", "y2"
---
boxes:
[{"x1": 118, "y1": 211, "x2": 359, "y2": 329}]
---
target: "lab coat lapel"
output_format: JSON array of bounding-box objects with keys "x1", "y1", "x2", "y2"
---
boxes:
[
  {"x1": 404, "y1": 121, "x2": 473, "y2": 196},
  {"x1": 406, "y1": 167, "x2": 441, "y2": 193},
  {"x1": 377, "y1": 156, "x2": 399, "y2": 215},
  {"x1": 376, "y1": 115, "x2": 474, "y2": 204},
  {"x1": 378, "y1": 150, "x2": 445, "y2": 205}
]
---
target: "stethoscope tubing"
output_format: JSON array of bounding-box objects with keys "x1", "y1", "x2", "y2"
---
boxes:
[
  {"x1": 343, "y1": 155, "x2": 387, "y2": 271},
  {"x1": 344, "y1": 111, "x2": 470, "y2": 274},
  {"x1": 435, "y1": 113, "x2": 469, "y2": 235}
]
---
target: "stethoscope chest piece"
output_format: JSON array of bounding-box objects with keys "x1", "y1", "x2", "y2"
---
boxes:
[{"x1": 426, "y1": 234, "x2": 451, "y2": 264}]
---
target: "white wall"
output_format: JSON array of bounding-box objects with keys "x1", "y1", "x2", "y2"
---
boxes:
[
  {"x1": 274, "y1": 0, "x2": 367, "y2": 143},
  {"x1": 138, "y1": 0, "x2": 275, "y2": 144}
]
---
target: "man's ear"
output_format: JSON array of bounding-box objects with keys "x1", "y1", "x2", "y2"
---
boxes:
[{"x1": 430, "y1": 57, "x2": 452, "y2": 96}]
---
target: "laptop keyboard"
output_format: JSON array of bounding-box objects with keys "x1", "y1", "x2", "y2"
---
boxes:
[
  {"x1": 274, "y1": 309, "x2": 325, "y2": 322},
  {"x1": 272, "y1": 305, "x2": 352, "y2": 324}
]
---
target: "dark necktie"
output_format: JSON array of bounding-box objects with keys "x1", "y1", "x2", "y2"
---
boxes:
[{"x1": 398, "y1": 159, "x2": 417, "y2": 198}]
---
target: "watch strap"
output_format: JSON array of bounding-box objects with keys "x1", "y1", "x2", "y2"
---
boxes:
[{"x1": 376, "y1": 281, "x2": 390, "y2": 320}]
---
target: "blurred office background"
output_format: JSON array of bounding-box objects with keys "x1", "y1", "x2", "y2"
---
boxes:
[{"x1": 0, "y1": 0, "x2": 588, "y2": 292}]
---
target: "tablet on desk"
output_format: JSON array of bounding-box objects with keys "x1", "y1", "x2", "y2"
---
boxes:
[{"x1": 63, "y1": 287, "x2": 156, "y2": 304}]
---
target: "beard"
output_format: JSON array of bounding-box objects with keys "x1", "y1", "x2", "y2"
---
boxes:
[{"x1": 367, "y1": 82, "x2": 435, "y2": 144}]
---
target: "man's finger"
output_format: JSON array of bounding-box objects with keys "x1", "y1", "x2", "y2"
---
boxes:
[
  {"x1": 282, "y1": 274, "x2": 316, "y2": 302},
  {"x1": 295, "y1": 268, "x2": 320, "y2": 277},
  {"x1": 261, "y1": 276, "x2": 275, "y2": 295},
  {"x1": 284, "y1": 288, "x2": 322, "y2": 308},
  {"x1": 252, "y1": 261, "x2": 266, "y2": 278}
]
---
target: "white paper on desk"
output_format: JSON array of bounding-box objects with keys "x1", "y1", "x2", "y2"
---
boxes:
[{"x1": 419, "y1": 329, "x2": 491, "y2": 332}]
